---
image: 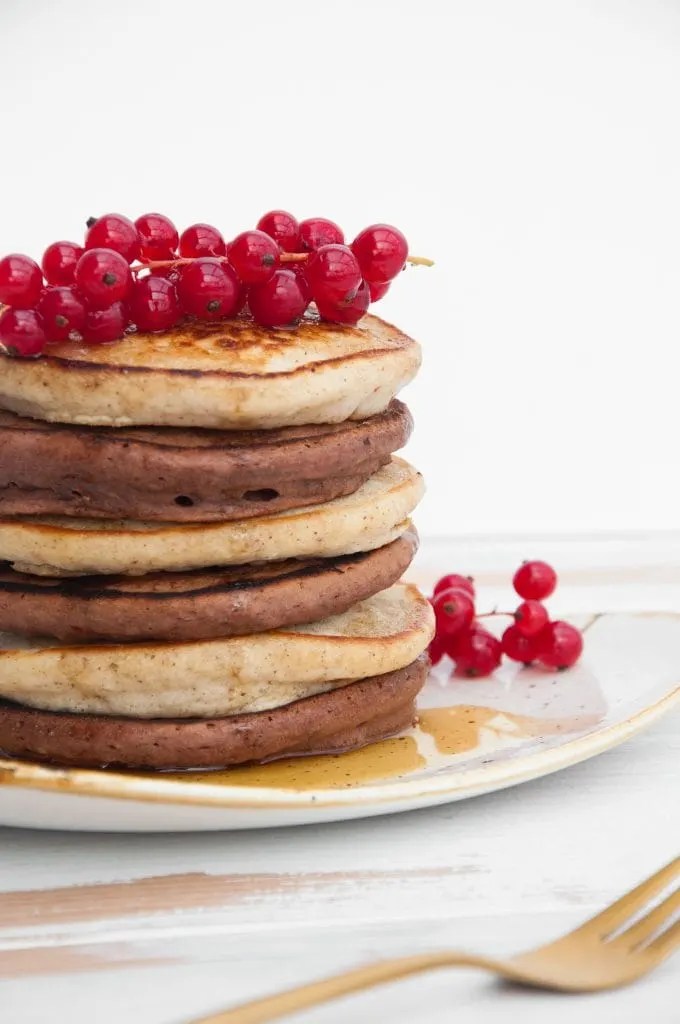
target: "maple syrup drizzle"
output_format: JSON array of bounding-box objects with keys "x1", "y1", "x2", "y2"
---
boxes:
[{"x1": 160, "y1": 705, "x2": 598, "y2": 791}]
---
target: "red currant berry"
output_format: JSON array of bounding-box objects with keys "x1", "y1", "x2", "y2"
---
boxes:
[
  {"x1": 134, "y1": 213, "x2": 179, "y2": 262},
  {"x1": 233, "y1": 282, "x2": 249, "y2": 315},
  {"x1": 85, "y1": 214, "x2": 140, "y2": 264},
  {"x1": 0, "y1": 254, "x2": 43, "y2": 308},
  {"x1": 513, "y1": 561, "x2": 558, "y2": 601},
  {"x1": 75, "y1": 249, "x2": 132, "y2": 310},
  {"x1": 153, "y1": 265, "x2": 182, "y2": 283},
  {"x1": 433, "y1": 574, "x2": 475, "y2": 599},
  {"x1": 441, "y1": 629, "x2": 468, "y2": 660},
  {"x1": 179, "y1": 223, "x2": 226, "y2": 258},
  {"x1": 501, "y1": 624, "x2": 539, "y2": 665},
  {"x1": 289, "y1": 261, "x2": 310, "y2": 283},
  {"x1": 177, "y1": 258, "x2": 240, "y2": 320},
  {"x1": 368, "y1": 280, "x2": 390, "y2": 302},
  {"x1": 248, "y1": 269, "x2": 309, "y2": 328},
  {"x1": 227, "y1": 230, "x2": 280, "y2": 284},
  {"x1": 41, "y1": 241, "x2": 83, "y2": 286},
  {"x1": 453, "y1": 626, "x2": 502, "y2": 678},
  {"x1": 536, "y1": 621, "x2": 583, "y2": 670},
  {"x1": 82, "y1": 302, "x2": 127, "y2": 344},
  {"x1": 428, "y1": 633, "x2": 447, "y2": 667},
  {"x1": 0, "y1": 307, "x2": 46, "y2": 357},
  {"x1": 316, "y1": 279, "x2": 370, "y2": 325},
  {"x1": 299, "y1": 217, "x2": 344, "y2": 251},
  {"x1": 433, "y1": 587, "x2": 475, "y2": 638},
  {"x1": 129, "y1": 275, "x2": 181, "y2": 332},
  {"x1": 351, "y1": 224, "x2": 408, "y2": 284},
  {"x1": 256, "y1": 210, "x2": 300, "y2": 253},
  {"x1": 306, "y1": 244, "x2": 362, "y2": 306},
  {"x1": 37, "y1": 287, "x2": 86, "y2": 342},
  {"x1": 514, "y1": 600, "x2": 549, "y2": 637}
]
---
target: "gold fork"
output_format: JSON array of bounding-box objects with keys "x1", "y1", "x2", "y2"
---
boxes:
[{"x1": 191, "y1": 855, "x2": 680, "y2": 1024}]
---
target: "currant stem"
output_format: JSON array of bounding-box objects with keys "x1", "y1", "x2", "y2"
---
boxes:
[
  {"x1": 279, "y1": 253, "x2": 434, "y2": 267},
  {"x1": 133, "y1": 257, "x2": 195, "y2": 274},
  {"x1": 476, "y1": 610, "x2": 513, "y2": 619},
  {"x1": 132, "y1": 253, "x2": 434, "y2": 276}
]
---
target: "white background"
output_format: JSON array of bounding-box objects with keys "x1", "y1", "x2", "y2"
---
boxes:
[{"x1": 1, "y1": 0, "x2": 680, "y2": 537}]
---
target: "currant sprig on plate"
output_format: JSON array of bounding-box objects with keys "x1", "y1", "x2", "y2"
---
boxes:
[
  {"x1": 0, "y1": 211, "x2": 433, "y2": 357},
  {"x1": 429, "y1": 560, "x2": 584, "y2": 677}
]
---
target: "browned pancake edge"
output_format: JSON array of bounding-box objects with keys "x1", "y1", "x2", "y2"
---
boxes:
[{"x1": 0, "y1": 655, "x2": 429, "y2": 769}]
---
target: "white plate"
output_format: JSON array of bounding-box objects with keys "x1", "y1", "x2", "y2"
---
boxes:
[{"x1": 0, "y1": 611, "x2": 677, "y2": 831}]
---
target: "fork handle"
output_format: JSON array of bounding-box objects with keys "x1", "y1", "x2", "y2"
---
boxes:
[{"x1": 190, "y1": 951, "x2": 496, "y2": 1024}]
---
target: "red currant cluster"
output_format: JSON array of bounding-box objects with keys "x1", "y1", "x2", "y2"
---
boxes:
[
  {"x1": 429, "y1": 560, "x2": 584, "y2": 678},
  {"x1": 0, "y1": 211, "x2": 424, "y2": 358}
]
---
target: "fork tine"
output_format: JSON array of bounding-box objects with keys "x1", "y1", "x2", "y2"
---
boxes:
[
  {"x1": 580, "y1": 857, "x2": 680, "y2": 936},
  {"x1": 648, "y1": 916, "x2": 680, "y2": 956},
  {"x1": 614, "y1": 887, "x2": 680, "y2": 949}
]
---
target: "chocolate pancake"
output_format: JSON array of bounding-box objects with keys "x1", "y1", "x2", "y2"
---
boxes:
[
  {"x1": 0, "y1": 655, "x2": 428, "y2": 769},
  {"x1": 0, "y1": 459, "x2": 422, "y2": 577},
  {"x1": 0, "y1": 529, "x2": 418, "y2": 642},
  {"x1": 0, "y1": 400, "x2": 412, "y2": 522}
]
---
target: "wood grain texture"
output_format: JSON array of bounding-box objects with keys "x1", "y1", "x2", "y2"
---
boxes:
[
  {"x1": 0, "y1": 867, "x2": 467, "y2": 931},
  {"x1": 0, "y1": 535, "x2": 679, "y2": 1023}
]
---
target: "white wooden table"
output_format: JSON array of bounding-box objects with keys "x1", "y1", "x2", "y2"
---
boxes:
[{"x1": 1, "y1": 535, "x2": 679, "y2": 1023}]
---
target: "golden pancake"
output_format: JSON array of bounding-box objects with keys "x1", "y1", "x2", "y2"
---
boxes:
[
  {"x1": 0, "y1": 458, "x2": 423, "y2": 576},
  {"x1": 0, "y1": 584, "x2": 435, "y2": 718},
  {"x1": 0, "y1": 311, "x2": 421, "y2": 429}
]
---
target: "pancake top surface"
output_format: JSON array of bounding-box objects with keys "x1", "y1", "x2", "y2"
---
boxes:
[
  {"x1": 0, "y1": 312, "x2": 421, "y2": 428},
  {"x1": 27, "y1": 310, "x2": 414, "y2": 375}
]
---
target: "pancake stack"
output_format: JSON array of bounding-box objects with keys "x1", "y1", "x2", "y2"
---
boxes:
[{"x1": 0, "y1": 312, "x2": 433, "y2": 769}]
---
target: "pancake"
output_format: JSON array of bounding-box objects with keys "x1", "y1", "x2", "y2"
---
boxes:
[
  {"x1": 0, "y1": 529, "x2": 418, "y2": 642},
  {"x1": 0, "y1": 458, "x2": 423, "y2": 576},
  {"x1": 0, "y1": 311, "x2": 421, "y2": 429},
  {"x1": 0, "y1": 584, "x2": 435, "y2": 718},
  {"x1": 0, "y1": 401, "x2": 412, "y2": 522},
  {"x1": 0, "y1": 655, "x2": 428, "y2": 769}
]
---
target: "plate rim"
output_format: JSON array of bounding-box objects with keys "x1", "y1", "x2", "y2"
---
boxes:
[{"x1": 1, "y1": 685, "x2": 677, "y2": 812}]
